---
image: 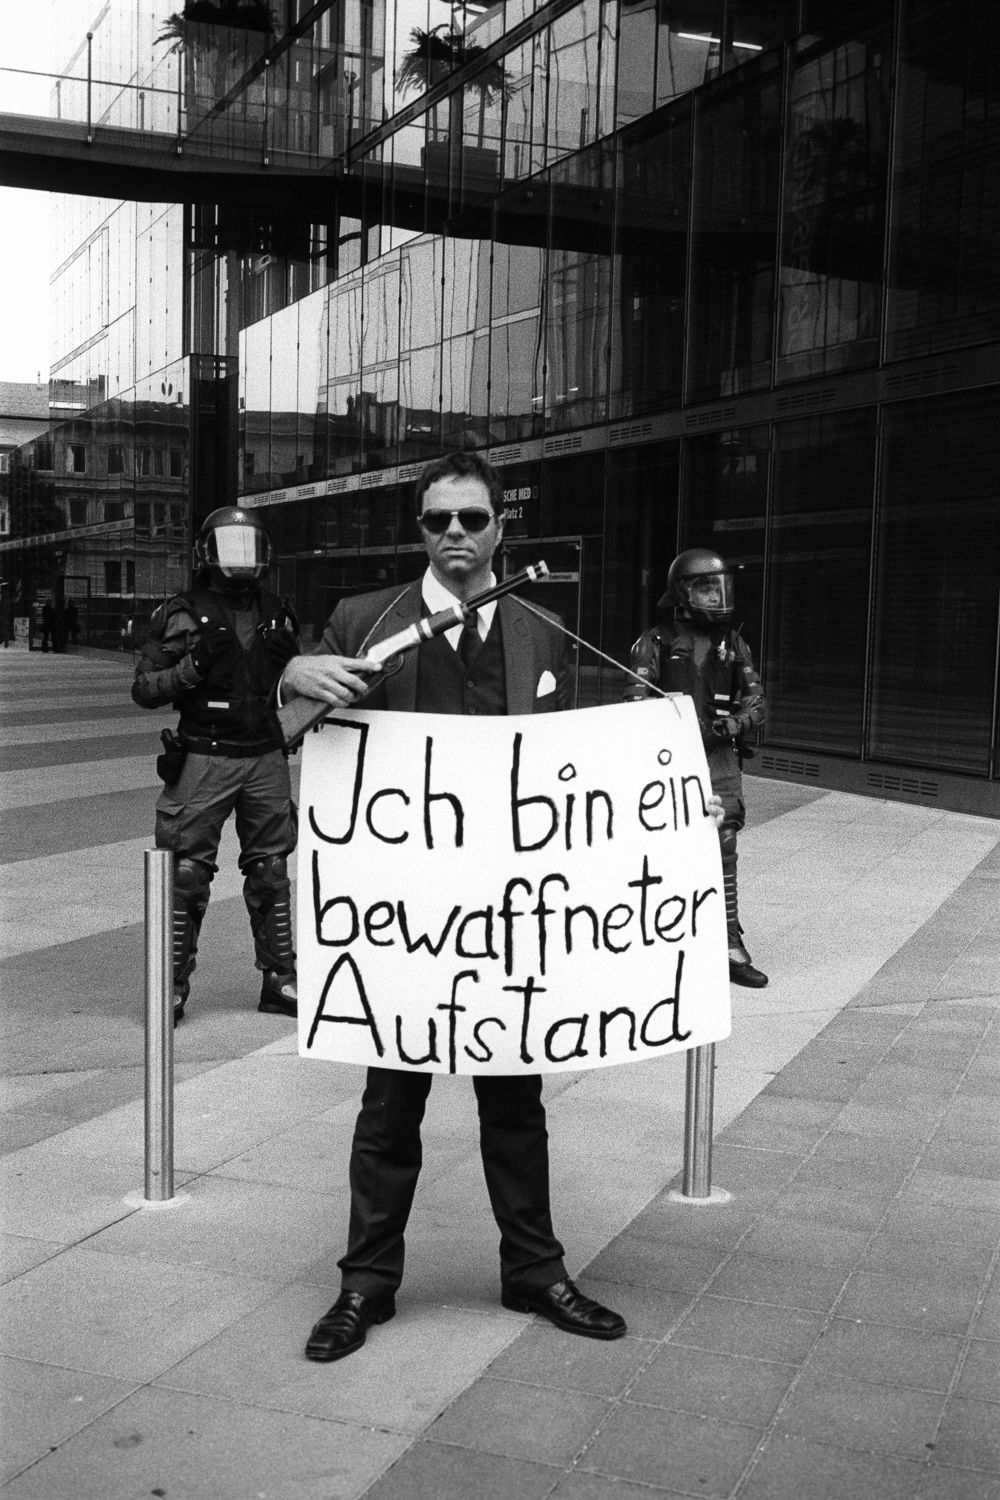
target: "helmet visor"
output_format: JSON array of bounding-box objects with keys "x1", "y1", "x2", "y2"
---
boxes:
[
  {"x1": 685, "y1": 571, "x2": 734, "y2": 619},
  {"x1": 205, "y1": 523, "x2": 271, "y2": 577}
]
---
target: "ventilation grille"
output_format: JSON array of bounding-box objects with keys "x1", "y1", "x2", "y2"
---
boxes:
[
  {"x1": 866, "y1": 771, "x2": 940, "y2": 799},
  {"x1": 760, "y1": 753, "x2": 821, "y2": 780},
  {"x1": 543, "y1": 433, "x2": 584, "y2": 457},
  {"x1": 774, "y1": 386, "x2": 838, "y2": 415},
  {"x1": 685, "y1": 406, "x2": 738, "y2": 430},
  {"x1": 883, "y1": 363, "x2": 960, "y2": 398},
  {"x1": 490, "y1": 444, "x2": 526, "y2": 465},
  {"x1": 609, "y1": 419, "x2": 654, "y2": 446}
]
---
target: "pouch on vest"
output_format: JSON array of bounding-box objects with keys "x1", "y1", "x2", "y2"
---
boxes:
[{"x1": 156, "y1": 727, "x2": 188, "y2": 784}]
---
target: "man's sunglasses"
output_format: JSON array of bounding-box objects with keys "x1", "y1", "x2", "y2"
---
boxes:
[{"x1": 418, "y1": 508, "x2": 496, "y2": 535}]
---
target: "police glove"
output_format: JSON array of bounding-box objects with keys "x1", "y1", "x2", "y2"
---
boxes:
[
  {"x1": 262, "y1": 625, "x2": 299, "y2": 669},
  {"x1": 711, "y1": 714, "x2": 740, "y2": 740},
  {"x1": 190, "y1": 622, "x2": 240, "y2": 678}
]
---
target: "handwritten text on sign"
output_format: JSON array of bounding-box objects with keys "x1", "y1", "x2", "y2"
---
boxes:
[{"x1": 297, "y1": 698, "x2": 731, "y2": 1074}]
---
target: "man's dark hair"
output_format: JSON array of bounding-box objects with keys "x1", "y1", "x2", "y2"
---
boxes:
[{"x1": 414, "y1": 451, "x2": 505, "y2": 519}]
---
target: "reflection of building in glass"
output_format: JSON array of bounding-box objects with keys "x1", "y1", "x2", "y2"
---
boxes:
[{"x1": 0, "y1": 0, "x2": 997, "y2": 810}]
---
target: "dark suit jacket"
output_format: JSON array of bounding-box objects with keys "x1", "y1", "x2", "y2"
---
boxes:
[{"x1": 316, "y1": 579, "x2": 570, "y2": 715}]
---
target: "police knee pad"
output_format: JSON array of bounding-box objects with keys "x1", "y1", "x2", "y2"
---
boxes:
[
  {"x1": 175, "y1": 857, "x2": 213, "y2": 904},
  {"x1": 719, "y1": 825, "x2": 739, "y2": 862},
  {"x1": 245, "y1": 854, "x2": 290, "y2": 894}
]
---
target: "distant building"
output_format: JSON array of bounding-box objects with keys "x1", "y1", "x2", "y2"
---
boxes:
[{"x1": 0, "y1": 0, "x2": 997, "y2": 812}]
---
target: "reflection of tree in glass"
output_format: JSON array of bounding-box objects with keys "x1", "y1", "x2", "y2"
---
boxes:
[
  {"x1": 156, "y1": 2, "x2": 276, "y2": 105},
  {"x1": 396, "y1": 25, "x2": 510, "y2": 147}
]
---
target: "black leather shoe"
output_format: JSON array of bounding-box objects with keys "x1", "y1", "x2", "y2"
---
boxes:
[
  {"x1": 501, "y1": 1277, "x2": 626, "y2": 1339},
  {"x1": 305, "y1": 1289, "x2": 396, "y2": 1362}
]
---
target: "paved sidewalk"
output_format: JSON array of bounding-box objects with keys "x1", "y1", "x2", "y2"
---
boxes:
[{"x1": 1, "y1": 648, "x2": 998, "y2": 1499}]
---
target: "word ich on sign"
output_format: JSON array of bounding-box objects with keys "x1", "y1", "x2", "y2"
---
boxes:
[{"x1": 297, "y1": 699, "x2": 731, "y2": 1075}]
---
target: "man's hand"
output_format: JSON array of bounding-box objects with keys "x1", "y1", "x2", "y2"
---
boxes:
[
  {"x1": 706, "y1": 793, "x2": 725, "y2": 829},
  {"x1": 262, "y1": 625, "x2": 299, "y2": 669},
  {"x1": 190, "y1": 622, "x2": 240, "y2": 678},
  {"x1": 281, "y1": 652, "x2": 379, "y2": 708}
]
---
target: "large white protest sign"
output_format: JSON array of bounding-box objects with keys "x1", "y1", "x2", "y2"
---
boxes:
[{"x1": 297, "y1": 697, "x2": 730, "y2": 1074}]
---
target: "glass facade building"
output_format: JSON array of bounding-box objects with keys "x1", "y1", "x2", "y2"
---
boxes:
[{"x1": 1, "y1": 0, "x2": 997, "y2": 812}]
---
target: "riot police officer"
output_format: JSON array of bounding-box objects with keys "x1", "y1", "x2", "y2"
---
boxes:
[
  {"x1": 132, "y1": 507, "x2": 300, "y2": 1022},
  {"x1": 626, "y1": 547, "x2": 768, "y2": 987}
]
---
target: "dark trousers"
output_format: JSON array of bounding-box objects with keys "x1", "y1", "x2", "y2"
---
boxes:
[{"x1": 338, "y1": 1067, "x2": 567, "y2": 1299}]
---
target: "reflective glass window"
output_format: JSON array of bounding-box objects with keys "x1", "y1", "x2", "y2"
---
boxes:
[
  {"x1": 442, "y1": 332, "x2": 490, "y2": 450},
  {"x1": 503, "y1": 35, "x2": 547, "y2": 182},
  {"x1": 681, "y1": 427, "x2": 769, "y2": 668},
  {"x1": 241, "y1": 320, "x2": 272, "y2": 493},
  {"x1": 611, "y1": 104, "x2": 690, "y2": 417},
  {"x1": 869, "y1": 392, "x2": 1000, "y2": 777},
  {"x1": 546, "y1": 0, "x2": 602, "y2": 163},
  {"x1": 545, "y1": 152, "x2": 613, "y2": 431},
  {"x1": 766, "y1": 413, "x2": 875, "y2": 755},
  {"x1": 886, "y1": 0, "x2": 1000, "y2": 359},
  {"x1": 777, "y1": 31, "x2": 889, "y2": 383},
  {"x1": 688, "y1": 58, "x2": 782, "y2": 401}
]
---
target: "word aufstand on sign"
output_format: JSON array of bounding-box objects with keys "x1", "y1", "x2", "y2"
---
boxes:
[{"x1": 297, "y1": 698, "x2": 731, "y2": 1074}]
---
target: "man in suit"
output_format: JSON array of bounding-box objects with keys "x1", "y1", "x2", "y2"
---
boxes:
[{"x1": 281, "y1": 450, "x2": 627, "y2": 1362}]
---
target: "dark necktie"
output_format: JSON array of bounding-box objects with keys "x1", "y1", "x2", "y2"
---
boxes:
[{"x1": 459, "y1": 610, "x2": 481, "y2": 669}]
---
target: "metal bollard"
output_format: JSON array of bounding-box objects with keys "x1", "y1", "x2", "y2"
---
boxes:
[
  {"x1": 669, "y1": 1043, "x2": 731, "y2": 1206},
  {"x1": 144, "y1": 849, "x2": 175, "y2": 1202}
]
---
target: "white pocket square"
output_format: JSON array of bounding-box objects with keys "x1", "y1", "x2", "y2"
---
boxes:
[{"x1": 536, "y1": 670, "x2": 556, "y2": 697}]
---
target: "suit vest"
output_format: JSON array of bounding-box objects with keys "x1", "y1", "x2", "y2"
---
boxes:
[{"x1": 416, "y1": 616, "x2": 506, "y2": 714}]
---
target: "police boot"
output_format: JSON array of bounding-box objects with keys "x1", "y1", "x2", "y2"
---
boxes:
[
  {"x1": 172, "y1": 857, "x2": 213, "y2": 1022},
  {"x1": 723, "y1": 853, "x2": 768, "y2": 988},
  {"x1": 245, "y1": 855, "x2": 297, "y2": 1018}
]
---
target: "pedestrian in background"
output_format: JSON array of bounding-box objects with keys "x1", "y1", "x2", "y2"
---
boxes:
[{"x1": 131, "y1": 507, "x2": 300, "y2": 1023}]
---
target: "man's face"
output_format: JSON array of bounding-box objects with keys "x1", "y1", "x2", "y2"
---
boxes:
[
  {"x1": 689, "y1": 575, "x2": 725, "y2": 610},
  {"x1": 419, "y1": 474, "x2": 503, "y2": 589}
]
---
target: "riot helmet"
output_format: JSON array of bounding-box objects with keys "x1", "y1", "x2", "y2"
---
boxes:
[
  {"x1": 195, "y1": 507, "x2": 272, "y2": 586},
  {"x1": 659, "y1": 547, "x2": 736, "y2": 626}
]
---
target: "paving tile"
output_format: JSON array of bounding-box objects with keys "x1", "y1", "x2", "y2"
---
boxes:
[
  {"x1": 84, "y1": 1173, "x2": 346, "y2": 1279},
  {"x1": 916, "y1": 1466, "x2": 1000, "y2": 1500},
  {"x1": 765, "y1": 1181, "x2": 890, "y2": 1232},
  {"x1": 806, "y1": 1318, "x2": 963, "y2": 1392},
  {"x1": 668, "y1": 1296, "x2": 823, "y2": 1364},
  {"x1": 707, "y1": 1143, "x2": 801, "y2": 1196},
  {"x1": 838, "y1": 1269, "x2": 986, "y2": 1336},
  {"x1": 0, "y1": 1384, "x2": 407, "y2": 1500},
  {"x1": 740, "y1": 1433, "x2": 926, "y2": 1500},
  {"x1": 627, "y1": 1342, "x2": 797, "y2": 1425},
  {"x1": 972, "y1": 1281, "x2": 1000, "y2": 1340},
  {"x1": 735, "y1": 1216, "x2": 872, "y2": 1271},
  {"x1": 0, "y1": 1146, "x2": 147, "y2": 1242},
  {"x1": 775, "y1": 1368, "x2": 947, "y2": 1460},
  {"x1": 835, "y1": 1102, "x2": 945, "y2": 1143},
  {"x1": 585, "y1": 1233, "x2": 721, "y2": 1293},
  {"x1": 933, "y1": 1398, "x2": 1000, "y2": 1473},
  {"x1": 955, "y1": 1339, "x2": 1000, "y2": 1401},
  {"x1": 719, "y1": 1096, "x2": 843, "y2": 1154},
  {"x1": 548, "y1": 1472, "x2": 688, "y2": 1499},
  {"x1": 485, "y1": 1323, "x2": 653, "y2": 1396},
  {"x1": 706, "y1": 1251, "x2": 847, "y2": 1313},
  {"x1": 427, "y1": 1376, "x2": 610, "y2": 1465},
  {"x1": 0, "y1": 1356, "x2": 139, "y2": 1484},
  {"x1": 904, "y1": 1168, "x2": 1000, "y2": 1215},
  {"x1": 0, "y1": 1234, "x2": 63, "y2": 1285},
  {"x1": 0, "y1": 1247, "x2": 279, "y2": 1381},
  {"x1": 579, "y1": 1402, "x2": 761, "y2": 1495},
  {"x1": 159, "y1": 1284, "x2": 521, "y2": 1432},
  {"x1": 361, "y1": 1441, "x2": 559, "y2": 1500},
  {"x1": 627, "y1": 1197, "x2": 759, "y2": 1251}
]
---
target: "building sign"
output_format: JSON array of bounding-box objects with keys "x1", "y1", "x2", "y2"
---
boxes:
[{"x1": 297, "y1": 699, "x2": 730, "y2": 1074}]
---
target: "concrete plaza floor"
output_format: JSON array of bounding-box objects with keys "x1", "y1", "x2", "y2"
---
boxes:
[{"x1": 1, "y1": 643, "x2": 998, "y2": 1500}]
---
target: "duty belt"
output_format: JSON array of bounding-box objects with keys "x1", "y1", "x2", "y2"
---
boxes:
[{"x1": 180, "y1": 734, "x2": 276, "y2": 758}]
